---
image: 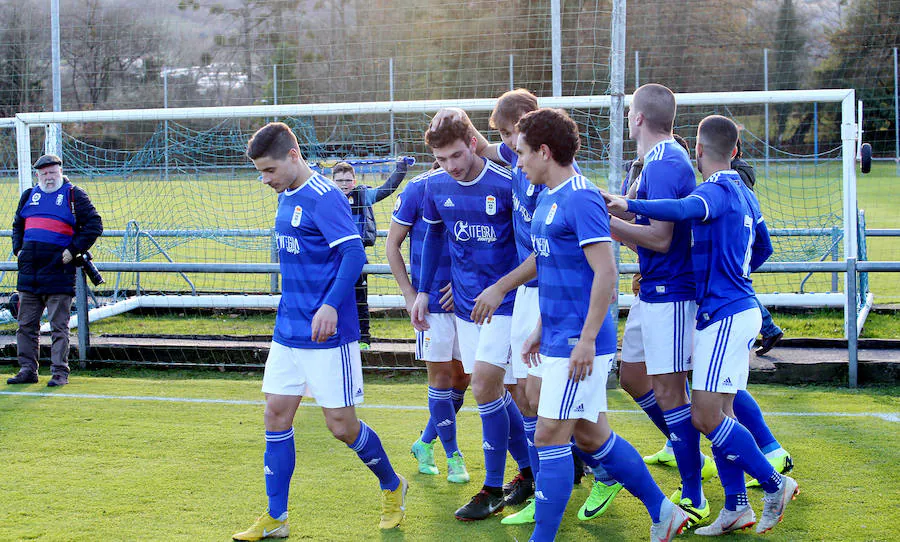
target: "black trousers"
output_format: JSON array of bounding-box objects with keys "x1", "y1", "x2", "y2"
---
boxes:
[{"x1": 355, "y1": 273, "x2": 370, "y2": 344}]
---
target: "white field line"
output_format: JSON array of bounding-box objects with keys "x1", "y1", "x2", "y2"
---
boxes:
[{"x1": 1, "y1": 391, "x2": 898, "y2": 423}]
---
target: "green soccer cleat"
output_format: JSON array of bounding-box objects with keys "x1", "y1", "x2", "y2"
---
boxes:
[
  {"x1": 643, "y1": 445, "x2": 677, "y2": 467},
  {"x1": 668, "y1": 491, "x2": 711, "y2": 528},
  {"x1": 577, "y1": 480, "x2": 623, "y2": 521},
  {"x1": 411, "y1": 438, "x2": 439, "y2": 475},
  {"x1": 747, "y1": 450, "x2": 793, "y2": 488},
  {"x1": 447, "y1": 451, "x2": 470, "y2": 483},
  {"x1": 700, "y1": 453, "x2": 719, "y2": 481},
  {"x1": 359, "y1": 342, "x2": 370, "y2": 351},
  {"x1": 500, "y1": 498, "x2": 536, "y2": 525},
  {"x1": 232, "y1": 511, "x2": 289, "y2": 541}
]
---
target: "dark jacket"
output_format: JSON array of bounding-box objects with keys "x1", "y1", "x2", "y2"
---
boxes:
[
  {"x1": 345, "y1": 160, "x2": 408, "y2": 247},
  {"x1": 12, "y1": 180, "x2": 103, "y2": 296},
  {"x1": 731, "y1": 157, "x2": 756, "y2": 191}
]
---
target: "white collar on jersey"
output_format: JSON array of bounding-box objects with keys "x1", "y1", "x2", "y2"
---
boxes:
[
  {"x1": 546, "y1": 174, "x2": 581, "y2": 195},
  {"x1": 643, "y1": 138, "x2": 677, "y2": 162},
  {"x1": 454, "y1": 157, "x2": 490, "y2": 187}
]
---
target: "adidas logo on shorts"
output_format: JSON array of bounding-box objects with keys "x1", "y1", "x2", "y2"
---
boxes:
[
  {"x1": 722, "y1": 377, "x2": 733, "y2": 387},
  {"x1": 573, "y1": 404, "x2": 584, "y2": 413},
  {"x1": 355, "y1": 388, "x2": 363, "y2": 396}
]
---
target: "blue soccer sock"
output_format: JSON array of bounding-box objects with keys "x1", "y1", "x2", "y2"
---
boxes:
[
  {"x1": 427, "y1": 387, "x2": 459, "y2": 457},
  {"x1": 706, "y1": 416, "x2": 781, "y2": 493},
  {"x1": 478, "y1": 396, "x2": 510, "y2": 487},
  {"x1": 711, "y1": 444, "x2": 748, "y2": 511},
  {"x1": 634, "y1": 390, "x2": 670, "y2": 438},
  {"x1": 451, "y1": 388, "x2": 466, "y2": 413},
  {"x1": 733, "y1": 390, "x2": 781, "y2": 454},
  {"x1": 524, "y1": 416, "x2": 540, "y2": 479},
  {"x1": 663, "y1": 404, "x2": 704, "y2": 506},
  {"x1": 348, "y1": 421, "x2": 401, "y2": 491},
  {"x1": 503, "y1": 391, "x2": 531, "y2": 473},
  {"x1": 264, "y1": 428, "x2": 295, "y2": 519},
  {"x1": 531, "y1": 445, "x2": 574, "y2": 542},
  {"x1": 590, "y1": 433, "x2": 666, "y2": 522},
  {"x1": 573, "y1": 444, "x2": 617, "y2": 485},
  {"x1": 421, "y1": 402, "x2": 438, "y2": 445}
]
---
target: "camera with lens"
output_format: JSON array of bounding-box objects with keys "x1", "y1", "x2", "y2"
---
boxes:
[{"x1": 73, "y1": 251, "x2": 105, "y2": 286}]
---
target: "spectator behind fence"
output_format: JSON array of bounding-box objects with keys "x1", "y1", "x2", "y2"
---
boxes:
[
  {"x1": 7, "y1": 154, "x2": 103, "y2": 387},
  {"x1": 332, "y1": 159, "x2": 408, "y2": 350}
]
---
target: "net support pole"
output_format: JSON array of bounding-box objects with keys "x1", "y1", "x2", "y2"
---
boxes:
[
  {"x1": 273, "y1": 64, "x2": 278, "y2": 106},
  {"x1": 894, "y1": 47, "x2": 898, "y2": 164},
  {"x1": 846, "y1": 257, "x2": 858, "y2": 388},
  {"x1": 841, "y1": 90, "x2": 859, "y2": 339},
  {"x1": 389, "y1": 58, "x2": 395, "y2": 156},
  {"x1": 163, "y1": 68, "x2": 169, "y2": 182},
  {"x1": 509, "y1": 54, "x2": 514, "y2": 90},
  {"x1": 76, "y1": 268, "x2": 90, "y2": 363},
  {"x1": 15, "y1": 119, "x2": 32, "y2": 193},
  {"x1": 50, "y1": 0, "x2": 62, "y2": 154},
  {"x1": 609, "y1": 0, "x2": 626, "y2": 328},
  {"x1": 635, "y1": 50, "x2": 640, "y2": 90},
  {"x1": 551, "y1": 0, "x2": 562, "y2": 97},
  {"x1": 763, "y1": 48, "x2": 770, "y2": 179}
]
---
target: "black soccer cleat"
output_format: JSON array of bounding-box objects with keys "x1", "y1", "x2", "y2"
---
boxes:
[
  {"x1": 455, "y1": 489, "x2": 505, "y2": 521},
  {"x1": 755, "y1": 331, "x2": 783, "y2": 356},
  {"x1": 502, "y1": 472, "x2": 535, "y2": 507}
]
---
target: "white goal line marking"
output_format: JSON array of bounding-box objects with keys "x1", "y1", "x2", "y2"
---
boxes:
[{"x1": 2, "y1": 390, "x2": 897, "y2": 423}]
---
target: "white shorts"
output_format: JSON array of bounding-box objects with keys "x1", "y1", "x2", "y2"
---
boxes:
[
  {"x1": 262, "y1": 341, "x2": 364, "y2": 409},
  {"x1": 510, "y1": 286, "x2": 541, "y2": 380},
  {"x1": 537, "y1": 353, "x2": 616, "y2": 421},
  {"x1": 620, "y1": 296, "x2": 644, "y2": 363},
  {"x1": 621, "y1": 299, "x2": 696, "y2": 375},
  {"x1": 416, "y1": 312, "x2": 461, "y2": 362},
  {"x1": 456, "y1": 315, "x2": 512, "y2": 374},
  {"x1": 692, "y1": 308, "x2": 762, "y2": 394}
]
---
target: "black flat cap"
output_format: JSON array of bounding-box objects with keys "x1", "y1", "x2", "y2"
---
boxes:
[{"x1": 34, "y1": 154, "x2": 62, "y2": 170}]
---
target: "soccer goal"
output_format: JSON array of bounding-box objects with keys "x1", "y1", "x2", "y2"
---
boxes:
[{"x1": 6, "y1": 89, "x2": 870, "y2": 336}]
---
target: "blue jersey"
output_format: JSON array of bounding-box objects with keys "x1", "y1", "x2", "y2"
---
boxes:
[
  {"x1": 273, "y1": 173, "x2": 362, "y2": 349},
  {"x1": 421, "y1": 159, "x2": 517, "y2": 322},
  {"x1": 531, "y1": 175, "x2": 617, "y2": 358},
  {"x1": 634, "y1": 139, "x2": 696, "y2": 303},
  {"x1": 21, "y1": 183, "x2": 76, "y2": 247},
  {"x1": 391, "y1": 171, "x2": 453, "y2": 314},
  {"x1": 498, "y1": 142, "x2": 542, "y2": 288},
  {"x1": 687, "y1": 170, "x2": 769, "y2": 328}
]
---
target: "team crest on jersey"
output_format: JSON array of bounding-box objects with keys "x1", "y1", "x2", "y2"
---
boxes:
[
  {"x1": 291, "y1": 205, "x2": 303, "y2": 227},
  {"x1": 348, "y1": 196, "x2": 354, "y2": 205},
  {"x1": 526, "y1": 184, "x2": 535, "y2": 197},
  {"x1": 545, "y1": 203, "x2": 558, "y2": 225},
  {"x1": 393, "y1": 196, "x2": 402, "y2": 212},
  {"x1": 56, "y1": 194, "x2": 64, "y2": 206},
  {"x1": 485, "y1": 195, "x2": 496, "y2": 215},
  {"x1": 31, "y1": 192, "x2": 41, "y2": 204}
]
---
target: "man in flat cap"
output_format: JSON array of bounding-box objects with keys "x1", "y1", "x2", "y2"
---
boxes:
[{"x1": 7, "y1": 154, "x2": 103, "y2": 387}]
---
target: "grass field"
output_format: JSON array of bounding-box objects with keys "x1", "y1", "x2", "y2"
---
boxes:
[{"x1": 1, "y1": 371, "x2": 898, "y2": 541}]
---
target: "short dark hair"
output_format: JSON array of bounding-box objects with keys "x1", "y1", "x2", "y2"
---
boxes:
[
  {"x1": 332, "y1": 161, "x2": 355, "y2": 177},
  {"x1": 247, "y1": 122, "x2": 299, "y2": 160},
  {"x1": 489, "y1": 88, "x2": 539, "y2": 129},
  {"x1": 698, "y1": 115, "x2": 738, "y2": 161},
  {"x1": 632, "y1": 83, "x2": 676, "y2": 134},
  {"x1": 516, "y1": 108, "x2": 580, "y2": 166},
  {"x1": 425, "y1": 115, "x2": 471, "y2": 149}
]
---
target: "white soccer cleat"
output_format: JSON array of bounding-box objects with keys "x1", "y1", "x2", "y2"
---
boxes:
[
  {"x1": 695, "y1": 506, "x2": 756, "y2": 536},
  {"x1": 756, "y1": 475, "x2": 799, "y2": 533}
]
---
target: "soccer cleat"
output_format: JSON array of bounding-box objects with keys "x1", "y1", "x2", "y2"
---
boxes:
[
  {"x1": 410, "y1": 438, "x2": 439, "y2": 475},
  {"x1": 651, "y1": 501, "x2": 690, "y2": 542},
  {"x1": 670, "y1": 494, "x2": 711, "y2": 528},
  {"x1": 447, "y1": 451, "x2": 470, "y2": 483},
  {"x1": 700, "y1": 453, "x2": 719, "y2": 481},
  {"x1": 695, "y1": 506, "x2": 757, "y2": 536},
  {"x1": 502, "y1": 472, "x2": 535, "y2": 507},
  {"x1": 232, "y1": 511, "x2": 289, "y2": 541},
  {"x1": 643, "y1": 445, "x2": 677, "y2": 467},
  {"x1": 756, "y1": 475, "x2": 799, "y2": 533},
  {"x1": 359, "y1": 342, "x2": 371, "y2": 351},
  {"x1": 747, "y1": 451, "x2": 793, "y2": 488},
  {"x1": 500, "y1": 498, "x2": 536, "y2": 525},
  {"x1": 755, "y1": 331, "x2": 783, "y2": 356},
  {"x1": 380, "y1": 474, "x2": 408, "y2": 529},
  {"x1": 577, "y1": 481, "x2": 623, "y2": 521},
  {"x1": 455, "y1": 489, "x2": 505, "y2": 521},
  {"x1": 6, "y1": 371, "x2": 38, "y2": 385}
]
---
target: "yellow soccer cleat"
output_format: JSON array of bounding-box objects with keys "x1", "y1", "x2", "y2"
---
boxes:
[
  {"x1": 232, "y1": 511, "x2": 289, "y2": 541},
  {"x1": 380, "y1": 474, "x2": 409, "y2": 529}
]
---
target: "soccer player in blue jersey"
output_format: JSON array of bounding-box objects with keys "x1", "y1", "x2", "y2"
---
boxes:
[
  {"x1": 233, "y1": 123, "x2": 407, "y2": 540},
  {"x1": 386, "y1": 169, "x2": 471, "y2": 482},
  {"x1": 410, "y1": 115, "x2": 531, "y2": 521},
  {"x1": 514, "y1": 107, "x2": 688, "y2": 542},
  {"x1": 606, "y1": 115, "x2": 799, "y2": 536},
  {"x1": 607, "y1": 83, "x2": 713, "y2": 528},
  {"x1": 432, "y1": 90, "x2": 622, "y2": 524}
]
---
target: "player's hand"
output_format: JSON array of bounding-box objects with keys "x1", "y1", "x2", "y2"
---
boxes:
[
  {"x1": 438, "y1": 282, "x2": 454, "y2": 312},
  {"x1": 471, "y1": 283, "x2": 504, "y2": 325},
  {"x1": 61, "y1": 249, "x2": 73, "y2": 264},
  {"x1": 411, "y1": 292, "x2": 431, "y2": 332},
  {"x1": 601, "y1": 191, "x2": 629, "y2": 215},
  {"x1": 401, "y1": 288, "x2": 418, "y2": 315},
  {"x1": 522, "y1": 326, "x2": 542, "y2": 368},
  {"x1": 568, "y1": 339, "x2": 595, "y2": 381},
  {"x1": 311, "y1": 304, "x2": 338, "y2": 343},
  {"x1": 430, "y1": 108, "x2": 469, "y2": 131}
]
